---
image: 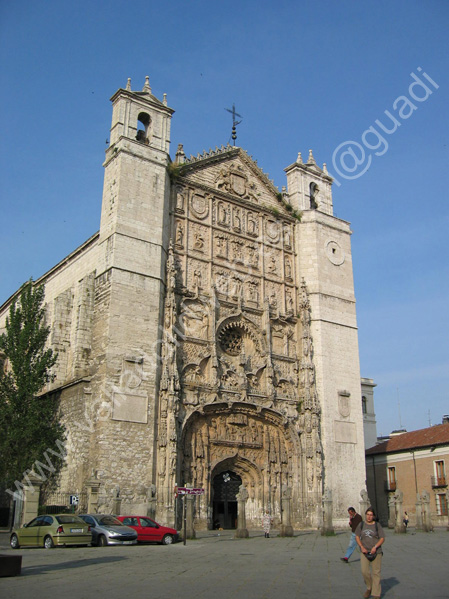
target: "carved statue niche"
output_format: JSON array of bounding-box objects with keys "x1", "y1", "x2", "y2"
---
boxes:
[
  {"x1": 247, "y1": 212, "x2": 258, "y2": 237},
  {"x1": 271, "y1": 323, "x2": 284, "y2": 355},
  {"x1": 285, "y1": 288, "x2": 294, "y2": 313},
  {"x1": 215, "y1": 270, "x2": 229, "y2": 295},
  {"x1": 284, "y1": 256, "x2": 293, "y2": 280},
  {"x1": 267, "y1": 255, "x2": 277, "y2": 274},
  {"x1": 175, "y1": 221, "x2": 184, "y2": 247},
  {"x1": 193, "y1": 231, "x2": 205, "y2": 251},
  {"x1": 233, "y1": 207, "x2": 242, "y2": 232},
  {"x1": 231, "y1": 239, "x2": 244, "y2": 263},
  {"x1": 283, "y1": 225, "x2": 292, "y2": 249},
  {"x1": 180, "y1": 299, "x2": 209, "y2": 339},
  {"x1": 246, "y1": 280, "x2": 259, "y2": 305},
  {"x1": 192, "y1": 268, "x2": 202, "y2": 290},
  {"x1": 175, "y1": 187, "x2": 185, "y2": 212},
  {"x1": 217, "y1": 201, "x2": 230, "y2": 227},
  {"x1": 215, "y1": 234, "x2": 228, "y2": 258},
  {"x1": 247, "y1": 243, "x2": 259, "y2": 269}
]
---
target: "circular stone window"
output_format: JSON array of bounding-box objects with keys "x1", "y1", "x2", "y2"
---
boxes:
[
  {"x1": 325, "y1": 240, "x2": 345, "y2": 266},
  {"x1": 219, "y1": 327, "x2": 244, "y2": 355}
]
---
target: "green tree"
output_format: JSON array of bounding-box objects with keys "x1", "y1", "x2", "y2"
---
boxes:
[{"x1": 0, "y1": 280, "x2": 65, "y2": 494}]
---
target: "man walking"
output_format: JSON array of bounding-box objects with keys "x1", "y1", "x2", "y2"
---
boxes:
[{"x1": 341, "y1": 507, "x2": 362, "y2": 563}]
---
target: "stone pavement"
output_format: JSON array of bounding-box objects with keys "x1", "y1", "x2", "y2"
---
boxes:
[{"x1": 0, "y1": 527, "x2": 448, "y2": 599}]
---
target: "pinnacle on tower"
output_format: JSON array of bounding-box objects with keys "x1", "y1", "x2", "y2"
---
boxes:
[
  {"x1": 297, "y1": 152, "x2": 303, "y2": 164},
  {"x1": 143, "y1": 76, "x2": 151, "y2": 94},
  {"x1": 175, "y1": 143, "x2": 186, "y2": 164},
  {"x1": 126, "y1": 78, "x2": 131, "y2": 91},
  {"x1": 163, "y1": 93, "x2": 168, "y2": 106},
  {"x1": 323, "y1": 163, "x2": 328, "y2": 175},
  {"x1": 307, "y1": 149, "x2": 316, "y2": 165}
]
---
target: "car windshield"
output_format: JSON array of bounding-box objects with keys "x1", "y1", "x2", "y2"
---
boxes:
[
  {"x1": 98, "y1": 516, "x2": 122, "y2": 526},
  {"x1": 140, "y1": 517, "x2": 158, "y2": 528},
  {"x1": 56, "y1": 515, "x2": 85, "y2": 524}
]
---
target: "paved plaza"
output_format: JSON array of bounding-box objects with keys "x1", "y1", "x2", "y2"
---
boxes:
[{"x1": 0, "y1": 527, "x2": 448, "y2": 599}]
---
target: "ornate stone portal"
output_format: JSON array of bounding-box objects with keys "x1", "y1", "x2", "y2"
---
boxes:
[{"x1": 156, "y1": 158, "x2": 323, "y2": 529}]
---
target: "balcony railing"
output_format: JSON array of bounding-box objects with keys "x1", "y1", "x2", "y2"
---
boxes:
[
  {"x1": 384, "y1": 480, "x2": 397, "y2": 492},
  {"x1": 431, "y1": 476, "x2": 447, "y2": 488}
]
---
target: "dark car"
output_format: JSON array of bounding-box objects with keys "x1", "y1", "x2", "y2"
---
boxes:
[
  {"x1": 117, "y1": 515, "x2": 179, "y2": 544},
  {"x1": 79, "y1": 514, "x2": 137, "y2": 546}
]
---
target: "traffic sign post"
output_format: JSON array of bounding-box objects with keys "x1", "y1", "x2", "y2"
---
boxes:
[
  {"x1": 176, "y1": 487, "x2": 205, "y2": 496},
  {"x1": 183, "y1": 494, "x2": 187, "y2": 546},
  {"x1": 174, "y1": 487, "x2": 204, "y2": 544},
  {"x1": 69, "y1": 494, "x2": 79, "y2": 514}
]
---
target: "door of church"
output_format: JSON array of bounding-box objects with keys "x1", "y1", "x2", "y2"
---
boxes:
[{"x1": 212, "y1": 471, "x2": 242, "y2": 529}]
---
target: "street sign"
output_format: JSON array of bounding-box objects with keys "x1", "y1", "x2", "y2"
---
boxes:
[
  {"x1": 69, "y1": 494, "x2": 79, "y2": 505},
  {"x1": 176, "y1": 487, "x2": 204, "y2": 496}
]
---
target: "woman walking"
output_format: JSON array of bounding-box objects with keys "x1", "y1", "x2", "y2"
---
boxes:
[
  {"x1": 262, "y1": 510, "x2": 272, "y2": 538},
  {"x1": 355, "y1": 507, "x2": 385, "y2": 599}
]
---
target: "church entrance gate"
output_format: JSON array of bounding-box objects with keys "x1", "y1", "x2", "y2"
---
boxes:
[{"x1": 212, "y1": 471, "x2": 241, "y2": 529}]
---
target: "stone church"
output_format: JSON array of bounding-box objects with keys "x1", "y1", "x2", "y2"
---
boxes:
[{"x1": 0, "y1": 77, "x2": 367, "y2": 530}]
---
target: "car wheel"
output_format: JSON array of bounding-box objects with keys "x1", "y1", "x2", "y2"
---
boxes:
[
  {"x1": 161, "y1": 534, "x2": 173, "y2": 545},
  {"x1": 97, "y1": 535, "x2": 107, "y2": 547},
  {"x1": 44, "y1": 535, "x2": 54, "y2": 549},
  {"x1": 10, "y1": 534, "x2": 20, "y2": 549}
]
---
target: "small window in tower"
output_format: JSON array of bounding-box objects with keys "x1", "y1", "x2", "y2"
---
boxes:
[
  {"x1": 362, "y1": 396, "x2": 367, "y2": 414},
  {"x1": 309, "y1": 183, "x2": 318, "y2": 209},
  {"x1": 136, "y1": 112, "x2": 151, "y2": 144}
]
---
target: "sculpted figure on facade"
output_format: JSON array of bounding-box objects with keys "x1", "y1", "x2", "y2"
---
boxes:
[
  {"x1": 176, "y1": 186, "x2": 185, "y2": 212},
  {"x1": 193, "y1": 231, "x2": 205, "y2": 251},
  {"x1": 247, "y1": 211, "x2": 258, "y2": 236},
  {"x1": 175, "y1": 222, "x2": 184, "y2": 247},
  {"x1": 217, "y1": 201, "x2": 230, "y2": 227}
]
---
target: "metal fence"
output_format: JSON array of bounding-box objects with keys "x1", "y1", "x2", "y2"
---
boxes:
[{"x1": 39, "y1": 491, "x2": 88, "y2": 515}]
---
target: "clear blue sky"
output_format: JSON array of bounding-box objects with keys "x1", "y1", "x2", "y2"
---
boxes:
[{"x1": 1, "y1": 0, "x2": 448, "y2": 437}]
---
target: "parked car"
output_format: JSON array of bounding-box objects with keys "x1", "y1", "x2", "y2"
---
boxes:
[
  {"x1": 79, "y1": 514, "x2": 137, "y2": 546},
  {"x1": 10, "y1": 514, "x2": 92, "y2": 549},
  {"x1": 116, "y1": 515, "x2": 179, "y2": 545}
]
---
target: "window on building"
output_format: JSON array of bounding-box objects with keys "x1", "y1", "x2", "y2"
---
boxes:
[
  {"x1": 387, "y1": 466, "x2": 396, "y2": 491},
  {"x1": 436, "y1": 493, "x2": 448, "y2": 516},
  {"x1": 362, "y1": 396, "x2": 367, "y2": 414},
  {"x1": 136, "y1": 112, "x2": 151, "y2": 143},
  {"x1": 309, "y1": 183, "x2": 318, "y2": 209},
  {"x1": 435, "y1": 460, "x2": 446, "y2": 486}
]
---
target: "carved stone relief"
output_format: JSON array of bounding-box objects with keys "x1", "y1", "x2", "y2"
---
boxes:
[
  {"x1": 265, "y1": 219, "x2": 281, "y2": 244},
  {"x1": 190, "y1": 223, "x2": 208, "y2": 254},
  {"x1": 187, "y1": 260, "x2": 208, "y2": 292},
  {"x1": 175, "y1": 220, "x2": 184, "y2": 248},
  {"x1": 190, "y1": 193, "x2": 209, "y2": 220},
  {"x1": 175, "y1": 186, "x2": 185, "y2": 213},
  {"x1": 181, "y1": 409, "x2": 295, "y2": 496},
  {"x1": 215, "y1": 164, "x2": 258, "y2": 202}
]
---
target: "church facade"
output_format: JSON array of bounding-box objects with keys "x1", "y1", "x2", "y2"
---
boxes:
[{"x1": 0, "y1": 77, "x2": 367, "y2": 529}]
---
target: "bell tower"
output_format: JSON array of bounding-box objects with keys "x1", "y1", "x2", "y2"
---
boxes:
[
  {"x1": 91, "y1": 78, "x2": 174, "y2": 512},
  {"x1": 285, "y1": 149, "x2": 366, "y2": 519},
  {"x1": 99, "y1": 75, "x2": 174, "y2": 245}
]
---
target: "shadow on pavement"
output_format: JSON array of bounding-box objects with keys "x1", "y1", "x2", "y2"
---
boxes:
[
  {"x1": 382, "y1": 577, "x2": 400, "y2": 595},
  {"x1": 21, "y1": 555, "x2": 128, "y2": 577}
]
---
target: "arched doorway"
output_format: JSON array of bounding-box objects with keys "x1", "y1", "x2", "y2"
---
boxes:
[{"x1": 212, "y1": 471, "x2": 242, "y2": 529}]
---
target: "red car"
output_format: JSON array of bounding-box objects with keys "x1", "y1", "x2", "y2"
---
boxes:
[{"x1": 117, "y1": 516, "x2": 179, "y2": 545}]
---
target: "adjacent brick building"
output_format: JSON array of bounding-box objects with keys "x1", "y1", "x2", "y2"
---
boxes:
[{"x1": 366, "y1": 418, "x2": 449, "y2": 527}]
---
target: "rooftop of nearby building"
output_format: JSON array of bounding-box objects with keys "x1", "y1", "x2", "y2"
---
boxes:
[{"x1": 366, "y1": 417, "x2": 449, "y2": 455}]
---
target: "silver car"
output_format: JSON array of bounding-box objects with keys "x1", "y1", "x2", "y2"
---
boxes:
[{"x1": 79, "y1": 514, "x2": 137, "y2": 546}]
